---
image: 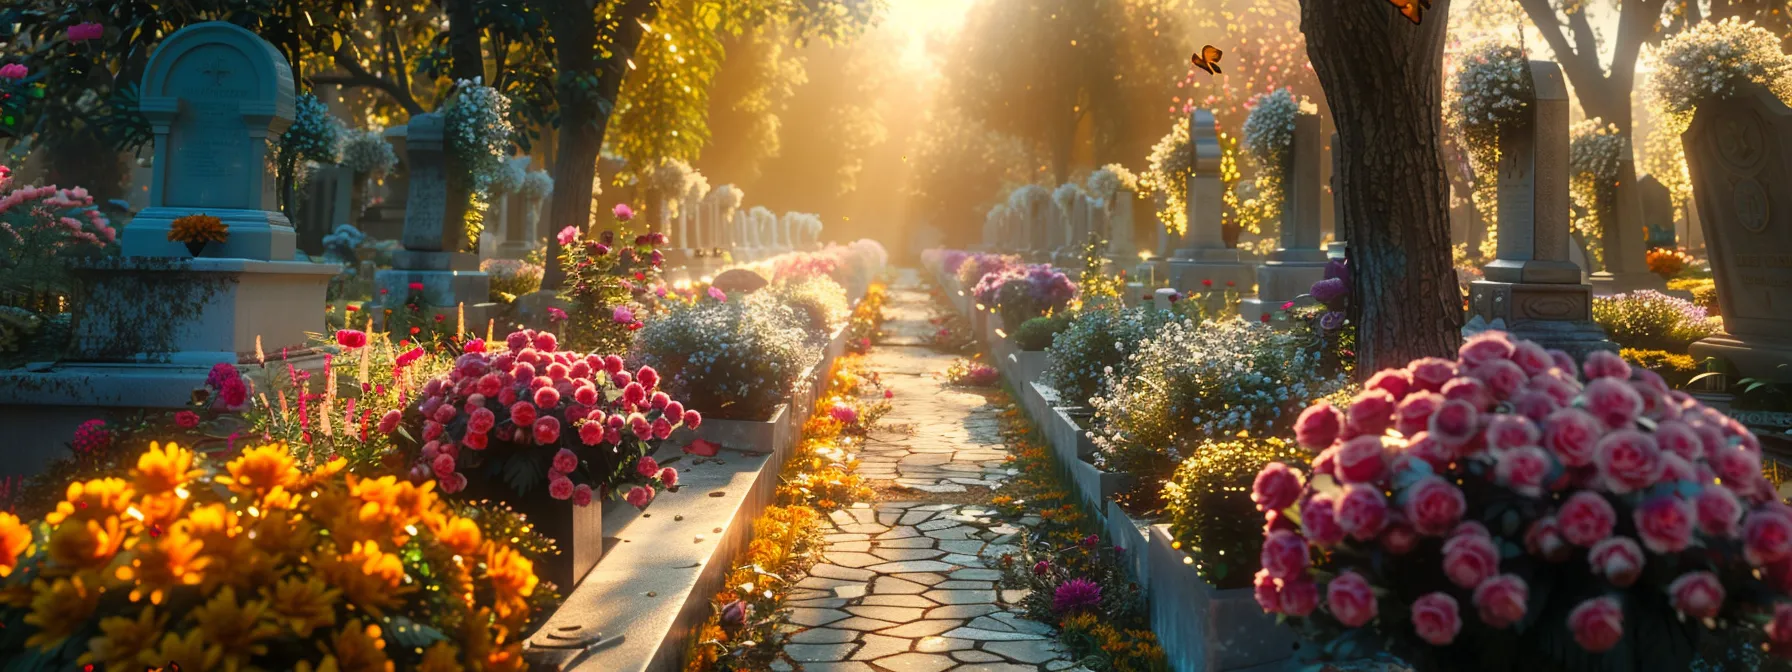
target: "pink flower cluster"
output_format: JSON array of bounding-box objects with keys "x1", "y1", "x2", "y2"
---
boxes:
[
  {"x1": 0, "y1": 184, "x2": 116, "y2": 250},
  {"x1": 407, "y1": 328, "x2": 701, "y2": 507},
  {"x1": 1257, "y1": 332, "x2": 1785, "y2": 656},
  {"x1": 204, "y1": 362, "x2": 249, "y2": 411}
]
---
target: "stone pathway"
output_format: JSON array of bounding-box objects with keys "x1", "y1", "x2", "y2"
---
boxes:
[{"x1": 775, "y1": 273, "x2": 1076, "y2": 672}]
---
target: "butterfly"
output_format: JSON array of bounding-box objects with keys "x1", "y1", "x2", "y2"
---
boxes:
[
  {"x1": 1190, "y1": 45, "x2": 1223, "y2": 75},
  {"x1": 1388, "y1": 0, "x2": 1432, "y2": 24}
]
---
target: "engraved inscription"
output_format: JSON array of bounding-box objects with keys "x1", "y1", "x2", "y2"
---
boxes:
[
  {"x1": 1716, "y1": 116, "x2": 1767, "y2": 174},
  {"x1": 1733, "y1": 178, "x2": 1770, "y2": 233}
]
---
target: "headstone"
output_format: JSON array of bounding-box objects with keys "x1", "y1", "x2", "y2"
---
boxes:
[
  {"x1": 294, "y1": 164, "x2": 352, "y2": 257},
  {"x1": 1679, "y1": 82, "x2": 1792, "y2": 378},
  {"x1": 359, "y1": 126, "x2": 409, "y2": 240},
  {"x1": 1241, "y1": 111, "x2": 1331, "y2": 321},
  {"x1": 1590, "y1": 138, "x2": 1667, "y2": 294},
  {"x1": 125, "y1": 22, "x2": 299, "y2": 260},
  {"x1": 1105, "y1": 191, "x2": 1136, "y2": 260},
  {"x1": 1638, "y1": 175, "x2": 1676, "y2": 248},
  {"x1": 498, "y1": 158, "x2": 538, "y2": 260},
  {"x1": 1170, "y1": 108, "x2": 1254, "y2": 291},
  {"x1": 1464, "y1": 61, "x2": 1616, "y2": 359},
  {"x1": 1327, "y1": 132, "x2": 1348, "y2": 258},
  {"x1": 5, "y1": 22, "x2": 337, "y2": 462},
  {"x1": 375, "y1": 112, "x2": 492, "y2": 319}
]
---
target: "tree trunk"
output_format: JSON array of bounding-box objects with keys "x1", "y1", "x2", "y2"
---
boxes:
[
  {"x1": 1298, "y1": 0, "x2": 1464, "y2": 376},
  {"x1": 541, "y1": 0, "x2": 660, "y2": 289},
  {"x1": 447, "y1": 0, "x2": 486, "y2": 83}
]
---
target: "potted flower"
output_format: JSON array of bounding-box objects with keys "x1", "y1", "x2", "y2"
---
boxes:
[
  {"x1": 166, "y1": 213, "x2": 228, "y2": 257},
  {"x1": 1255, "y1": 332, "x2": 1787, "y2": 671},
  {"x1": 406, "y1": 327, "x2": 699, "y2": 588}
]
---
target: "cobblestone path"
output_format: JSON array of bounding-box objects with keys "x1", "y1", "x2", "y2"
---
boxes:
[{"x1": 776, "y1": 272, "x2": 1077, "y2": 672}]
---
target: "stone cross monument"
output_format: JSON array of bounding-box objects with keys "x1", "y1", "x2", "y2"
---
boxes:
[
  {"x1": 1464, "y1": 61, "x2": 1615, "y2": 358},
  {"x1": 375, "y1": 112, "x2": 492, "y2": 320}
]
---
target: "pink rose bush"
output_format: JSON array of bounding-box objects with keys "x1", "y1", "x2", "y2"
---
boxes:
[
  {"x1": 408, "y1": 327, "x2": 697, "y2": 508},
  {"x1": 1255, "y1": 332, "x2": 1788, "y2": 667}
]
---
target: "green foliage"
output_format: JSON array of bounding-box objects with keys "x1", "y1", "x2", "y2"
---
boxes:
[
  {"x1": 1162, "y1": 437, "x2": 1308, "y2": 589},
  {"x1": 1592, "y1": 290, "x2": 1722, "y2": 352},
  {"x1": 636, "y1": 292, "x2": 817, "y2": 421},
  {"x1": 556, "y1": 219, "x2": 667, "y2": 354},
  {"x1": 1076, "y1": 233, "x2": 1123, "y2": 307},
  {"x1": 1041, "y1": 306, "x2": 1174, "y2": 408},
  {"x1": 1013, "y1": 314, "x2": 1073, "y2": 351},
  {"x1": 1620, "y1": 348, "x2": 1702, "y2": 389},
  {"x1": 768, "y1": 275, "x2": 849, "y2": 336}
]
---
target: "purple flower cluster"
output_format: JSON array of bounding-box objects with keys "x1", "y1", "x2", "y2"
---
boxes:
[
  {"x1": 1309, "y1": 258, "x2": 1351, "y2": 332},
  {"x1": 1052, "y1": 577, "x2": 1104, "y2": 615},
  {"x1": 959, "y1": 253, "x2": 1021, "y2": 293},
  {"x1": 941, "y1": 250, "x2": 971, "y2": 275}
]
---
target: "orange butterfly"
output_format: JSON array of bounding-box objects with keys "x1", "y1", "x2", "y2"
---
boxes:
[
  {"x1": 1388, "y1": 0, "x2": 1432, "y2": 24},
  {"x1": 1190, "y1": 45, "x2": 1223, "y2": 75}
]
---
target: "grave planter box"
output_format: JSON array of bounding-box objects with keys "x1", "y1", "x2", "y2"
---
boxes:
[
  {"x1": 1105, "y1": 500, "x2": 1151, "y2": 585},
  {"x1": 1067, "y1": 452, "x2": 1128, "y2": 519},
  {"x1": 1004, "y1": 350, "x2": 1048, "y2": 394},
  {"x1": 679, "y1": 403, "x2": 795, "y2": 485},
  {"x1": 1147, "y1": 525, "x2": 1295, "y2": 672}
]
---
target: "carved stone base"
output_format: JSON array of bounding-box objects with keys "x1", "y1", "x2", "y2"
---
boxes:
[
  {"x1": 1168, "y1": 259, "x2": 1255, "y2": 293},
  {"x1": 1690, "y1": 333, "x2": 1792, "y2": 381},
  {"x1": 1465, "y1": 280, "x2": 1616, "y2": 360},
  {"x1": 1239, "y1": 261, "x2": 1328, "y2": 322}
]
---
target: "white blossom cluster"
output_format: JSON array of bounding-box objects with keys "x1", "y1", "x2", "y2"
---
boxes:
[
  {"x1": 1568, "y1": 118, "x2": 1625, "y2": 264},
  {"x1": 279, "y1": 93, "x2": 341, "y2": 165},
  {"x1": 443, "y1": 79, "x2": 515, "y2": 194},
  {"x1": 1085, "y1": 164, "x2": 1136, "y2": 204},
  {"x1": 518, "y1": 170, "x2": 554, "y2": 202},
  {"x1": 488, "y1": 160, "x2": 526, "y2": 195},
  {"x1": 1652, "y1": 18, "x2": 1792, "y2": 117},
  {"x1": 337, "y1": 127, "x2": 397, "y2": 176},
  {"x1": 1242, "y1": 88, "x2": 1299, "y2": 175},
  {"x1": 1145, "y1": 117, "x2": 1192, "y2": 235},
  {"x1": 1089, "y1": 318, "x2": 1349, "y2": 471},
  {"x1": 1052, "y1": 182, "x2": 1087, "y2": 217},
  {"x1": 1447, "y1": 41, "x2": 1531, "y2": 148}
]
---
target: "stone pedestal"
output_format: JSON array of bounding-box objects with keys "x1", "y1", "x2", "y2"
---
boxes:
[{"x1": 1467, "y1": 61, "x2": 1615, "y2": 358}]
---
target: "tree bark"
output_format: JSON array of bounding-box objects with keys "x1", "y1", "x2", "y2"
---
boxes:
[
  {"x1": 1298, "y1": 0, "x2": 1464, "y2": 376},
  {"x1": 541, "y1": 0, "x2": 660, "y2": 289},
  {"x1": 447, "y1": 0, "x2": 486, "y2": 83}
]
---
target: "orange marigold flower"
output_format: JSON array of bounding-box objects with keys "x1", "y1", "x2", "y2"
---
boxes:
[
  {"x1": 190, "y1": 585, "x2": 281, "y2": 668},
  {"x1": 132, "y1": 442, "x2": 200, "y2": 495},
  {"x1": 484, "y1": 543, "x2": 539, "y2": 620},
  {"x1": 47, "y1": 516, "x2": 125, "y2": 572},
  {"x1": 0, "y1": 512, "x2": 32, "y2": 577},
  {"x1": 47, "y1": 477, "x2": 135, "y2": 526},
  {"x1": 266, "y1": 575, "x2": 340, "y2": 638},
  {"x1": 24, "y1": 574, "x2": 101, "y2": 649},
  {"x1": 166, "y1": 213, "x2": 229, "y2": 245},
  {"x1": 434, "y1": 517, "x2": 482, "y2": 557},
  {"x1": 116, "y1": 521, "x2": 206, "y2": 604},
  {"x1": 220, "y1": 444, "x2": 299, "y2": 494}
]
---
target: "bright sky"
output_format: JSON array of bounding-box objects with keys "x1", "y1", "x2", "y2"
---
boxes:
[{"x1": 882, "y1": 0, "x2": 977, "y2": 71}]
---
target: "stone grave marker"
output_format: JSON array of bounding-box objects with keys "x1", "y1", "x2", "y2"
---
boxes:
[
  {"x1": 1591, "y1": 138, "x2": 1666, "y2": 294},
  {"x1": 1464, "y1": 60, "x2": 1615, "y2": 359},
  {"x1": 1170, "y1": 107, "x2": 1254, "y2": 291},
  {"x1": 374, "y1": 112, "x2": 492, "y2": 321},
  {"x1": 1680, "y1": 82, "x2": 1792, "y2": 378},
  {"x1": 1639, "y1": 174, "x2": 1676, "y2": 249},
  {"x1": 1241, "y1": 110, "x2": 1330, "y2": 321}
]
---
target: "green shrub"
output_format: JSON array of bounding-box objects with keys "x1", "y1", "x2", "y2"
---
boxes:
[
  {"x1": 1042, "y1": 306, "x2": 1175, "y2": 408},
  {"x1": 1013, "y1": 314, "x2": 1073, "y2": 351},
  {"x1": 768, "y1": 275, "x2": 848, "y2": 336},
  {"x1": 1091, "y1": 319, "x2": 1348, "y2": 507},
  {"x1": 636, "y1": 293, "x2": 818, "y2": 421},
  {"x1": 1162, "y1": 437, "x2": 1309, "y2": 589},
  {"x1": 481, "y1": 258, "x2": 545, "y2": 302},
  {"x1": 1621, "y1": 348, "x2": 1702, "y2": 388},
  {"x1": 1592, "y1": 289, "x2": 1722, "y2": 352}
]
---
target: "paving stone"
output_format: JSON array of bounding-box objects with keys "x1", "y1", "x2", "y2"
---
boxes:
[
  {"x1": 787, "y1": 597, "x2": 850, "y2": 609},
  {"x1": 952, "y1": 650, "x2": 1005, "y2": 662},
  {"x1": 938, "y1": 626, "x2": 1045, "y2": 641},
  {"x1": 917, "y1": 518, "x2": 960, "y2": 531},
  {"x1": 849, "y1": 633, "x2": 911, "y2": 661},
  {"x1": 831, "y1": 541, "x2": 873, "y2": 553},
  {"x1": 899, "y1": 510, "x2": 936, "y2": 525},
  {"x1": 924, "y1": 589, "x2": 997, "y2": 605},
  {"x1": 872, "y1": 548, "x2": 946, "y2": 562},
  {"x1": 913, "y1": 635, "x2": 973, "y2": 652},
  {"x1": 950, "y1": 664, "x2": 1039, "y2": 672},
  {"x1": 891, "y1": 572, "x2": 947, "y2": 586},
  {"x1": 810, "y1": 564, "x2": 877, "y2": 582},
  {"x1": 824, "y1": 533, "x2": 872, "y2": 543},
  {"x1": 787, "y1": 642, "x2": 860, "y2": 662},
  {"x1": 845, "y1": 605, "x2": 928, "y2": 623},
  {"x1": 826, "y1": 552, "x2": 886, "y2": 569},
  {"x1": 968, "y1": 615, "x2": 1017, "y2": 632},
  {"x1": 829, "y1": 510, "x2": 857, "y2": 526},
  {"x1": 1046, "y1": 661, "x2": 1075, "y2": 671},
  {"x1": 934, "y1": 580, "x2": 993, "y2": 590},
  {"x1": 829, "y1": 616, "x2": 903, "y2": 631},
  {"x1": 938, "y1": 540, "x2": 986, "y2": 555},
  {"x1": 798, "y1": 663, "x2": 876, "y2": 672},
  {"x1": 859, "y1": 594, "x2": 938, "y2": 608},
  {"x1": 989, "y1": 611, "x2": 1055, "y2": 635},
  {"x1": 876, "y1": 537, "x2": 937, "y2": 549},
  {"x1": 873, "y1": 652, "x2": 955, "y2": 672},
  {"x1": 877, "y1": 620, "x2": 963, "y2": 638},
  {"x1": 923, "y1": 527, "x2": 977, "y2": 540},
  {"x1": 876, "y1": 526, "x2": 921, "y2": 540},
  {"x1": 789, "y1": 628, "x2": 860, "y2": 643},
  {"x1": 834, "y1": 584, "x2": 868, "y2": 599},
  {"x1": 923, "y1": 603, "x2": 1000, "y2": 620},
  {"x1": 789, "y1": 608, "x2": 850, "y2": 626},
  {"x1": 771, "y1": 660, "x2": 794, "y2": 672},
  {"x1": 872, "y1": 576, "x2": 929, "y2": 595},
  {"x1": 999, "y1": 589, "x2": 1031, "y2": 604},
  {"x1": 949, "y1": 568, "x2": 1003, "y2": 581},
  {"x1": 839, "y1": 523, "x2": 891, "y2": 534},
  {"x1": 983, "y1": 639, "x2": 1062, "y2": 663},
  {"x1": 866, "y1": 560, "x2": 958, "y2": 574}
]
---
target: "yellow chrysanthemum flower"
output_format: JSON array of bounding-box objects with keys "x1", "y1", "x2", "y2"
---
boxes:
[
  {"x1": 434, "y1": 517, "x2": 482, "y2": 557},
  {"x1": 293, "y1": 456, "x2": 348, "y2": 491},
  {"x1": 317, "y1": 540, "x2": 407, "y2": 615},
  {"x1": 117, "y1": 521, "x2": 206, "y2": 604},
  {"x1": 190, "y1": 585, "x2": 281, "y2": 669},
  {"x1": 47, "y1": 516, "x2": 125, "y2": 572},
  {"x1": 79, "y1": 604, "x2": 167, "y2": 672},
  {"x1": 24, "y1": 575, "x2": 100, "y2": 649},
  {"x1": 266, "y1": 575, "x2": 340, "y2": 638},
  {"x1": 328, "y1": 619, "x2": 395, "y2": 672},
  {"x1": 483, "y1": 542, "x2": 539, "y2": 621},
  {"x1": 47, "y1": 477, "x2": 135, "y2": 526},
  {"x1": 143, "y1": 628, "x2": 222, "y2": 671},
  {"x1": 133, "y1": 442, "x2": 201, "y2": 495},
  {"x1": 219, "y1": 444, "x2": 299, "y2": 494},
  {"x1": 0, "y1": 511, "x2": 33, "y2": 577}
]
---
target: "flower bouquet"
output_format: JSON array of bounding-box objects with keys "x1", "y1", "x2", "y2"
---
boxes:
[
  {"x1": 556, "y1": 202, "x2": 667, "y2": 354},
  {"x1": 1254, "y1": 332, "x2": 1787, "y2": 671},
  {"x1": 406, "y1": 327, "x2": 698, "y2": 508}
]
